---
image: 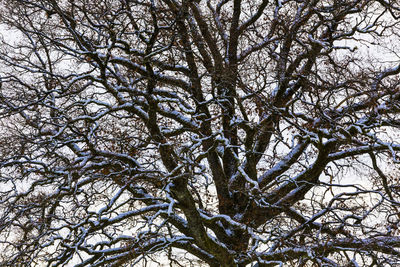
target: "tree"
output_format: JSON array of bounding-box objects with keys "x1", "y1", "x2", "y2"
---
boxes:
[{"x1": 1, "y1": 0, "x2": 400, "y2": 266}]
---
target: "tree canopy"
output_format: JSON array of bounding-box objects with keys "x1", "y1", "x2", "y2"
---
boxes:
[{"x1": 1, "y1": 0, "x2": 400, "y2": 266}]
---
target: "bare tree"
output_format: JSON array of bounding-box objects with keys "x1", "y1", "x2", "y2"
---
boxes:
[{"x1": 1, "y1": 0, "x2": 400, "y2": 266}]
